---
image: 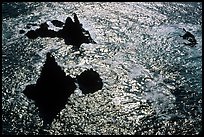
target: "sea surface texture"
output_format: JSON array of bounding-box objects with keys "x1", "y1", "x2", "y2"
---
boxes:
[{"x1": 2, "y1": 2, "x2": 202, "y2": 135}]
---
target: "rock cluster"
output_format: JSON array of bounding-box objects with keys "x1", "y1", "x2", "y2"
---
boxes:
[
  {"x1": 21, "y1": 13, "x2": 96, "y2": 49},
  {"x1": 23, "y1": 52, "x2": 103, "y2": 126}
]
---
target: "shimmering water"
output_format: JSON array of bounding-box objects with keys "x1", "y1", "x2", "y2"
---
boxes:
[{"x1": 2, "y1": 2, "x2": 202, "y2": 135}]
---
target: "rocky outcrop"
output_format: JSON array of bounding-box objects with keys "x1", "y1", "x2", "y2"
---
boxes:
[
  {"x1": 22, "y1": 13, "x2": 96, "y2": 49},
  {"x1": 23, "y1": 53, "x2": 104, "y2": 126},
  {"x1": 180, "y1": 28, "x2": 197, "y2": 46},
  {"x1": 23, "y1": 52, "x2": 76, "y2": 126},
  {"x1": 76, "y1": 68, "x2": 103, "y2": 94}
]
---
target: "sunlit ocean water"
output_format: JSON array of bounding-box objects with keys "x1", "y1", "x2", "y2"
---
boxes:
[{"x1": 2, "y1": 2, "x2": 202, "y2": 135}]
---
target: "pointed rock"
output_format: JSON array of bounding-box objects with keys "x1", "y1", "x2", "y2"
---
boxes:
[{"x1": 23, "y1": 52, "x2": 76, "y2": 126}]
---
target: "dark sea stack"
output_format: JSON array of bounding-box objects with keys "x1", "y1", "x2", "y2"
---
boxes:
[
  {"x1": 51, "y1": 20, "x2": 64, "y2": 27},
  {"x1": 61, "y1": 14, "x2": 84, "y2": 49},
  {"x1": 65, "y1": 13, "x2": 96, "y2": 49},
  {"x1": 57, "y1": 17, "x2": 74, "y2": 42},
  {"x1": 23, "y1": 52, "x2": 76, "y2": 126},
  {"x1": 65, "y1": 17, "x2": 74, "y2": 27},
  {"x1": 23, "y1": 13, "x2": 96, "y2": 50},
  {"x1": 76, "y1": 68, "x2": 103, "y2": 94},
  {"x1": 73, "y1": 13, "x2": 80, "y2": 25}
]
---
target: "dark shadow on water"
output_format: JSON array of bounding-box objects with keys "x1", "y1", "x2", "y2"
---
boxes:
[{"x1": 21, "y1": 13, "x2": 96, "y2": 50}]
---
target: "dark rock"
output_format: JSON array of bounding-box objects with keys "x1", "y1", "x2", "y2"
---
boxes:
[
  {"x1": 25, "y1": 22, "x2": 55, "y2": 38},
  {"x1": 65, "y1": 17, "x2": 74, "y2": 27},
  {"x1": 26, "y1": 25, "x2": 31, "y2": 29},
  {"x1": 51, "y1": 20, "x2": 64, "y2": 27},
  {"x1": 36, "y1": 22, "x2": 50, "y2": 37},
  {"x1": 36, "y1": 28, "x2": 57, "y2": 38},
  {"x1": 23, "y1": 52, "x2": 76, "y2": 126},
  {"x1": 19, "y1": 30, "x2": 25, "y2": 34},
  {"x1": 73, "y1": 13, "x2": 80, "y2": 25},
  {"x1": 76, "y1": 68, "x2": 103, "y2": 94},
  {"x1": 61, "y1": 15, "x2": 84, "y2": 49},
  {"x1": 39, "y1": 22, "x2": 49, "y2": 30},
  {"x1": 25, "y1": 30, "x2": 38, "y2": 39},
  {"x1": 180, "y1": 28, "x2": 197, "y2": 46},
  {"x1": 23, "y1": 84, "x2": 37, "y2": 100},
  {"x1": 23, "y1": 13, "x2": 96, "y2": 50}
]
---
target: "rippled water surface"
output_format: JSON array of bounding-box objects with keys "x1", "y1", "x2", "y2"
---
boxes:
[{"x1": 2, "y1": 2, "x2": 202, "y2": 135}]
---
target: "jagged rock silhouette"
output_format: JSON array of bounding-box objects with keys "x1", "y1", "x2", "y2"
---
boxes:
[
  {"x1": 180, "y1": 28, "x2": 197, "y2": 46},
  {"x1": 23, "y1": 53, "x2": 104, "y2": 126},
  {"x1": 23, "y1": 52, "x2": 76, "y2": 126},
  {"x1": 23, "y1": 13, "x2": 96, "y2": 49},
  {"x1": 76, "y1": 68, "x2": 103, "y2": 94}
]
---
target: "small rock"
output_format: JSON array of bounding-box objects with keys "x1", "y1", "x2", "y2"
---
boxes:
[
  {"x1": 51, "y1": 20, "x2": 64, "y2": 27},
  {"x1": 76, "y1": 68, "x2": 103, "y2": 94},
  {"x1": 19, "y1": 30, "x2": 25, "y2": 34}
]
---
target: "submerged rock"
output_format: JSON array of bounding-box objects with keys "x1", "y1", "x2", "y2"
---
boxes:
[
  {"x1": 23, "y1": 13, "x2": 96, "y2": 50},
  {"x1": 23, "y1": 52, "x2": 76, "y2": 126},
  {"x1": 76, "y1": 68, "x2": 103, "y2": 94}
]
